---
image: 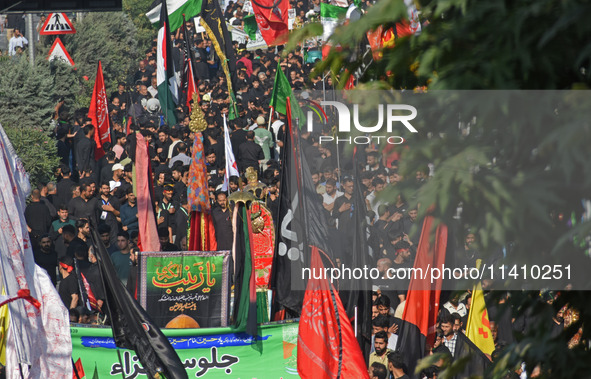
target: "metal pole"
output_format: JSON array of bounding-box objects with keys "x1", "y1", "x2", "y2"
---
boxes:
[
  {"x1": 26, "y1": 13, "x2": 34, "y2": 65},
  {"x1": 354, "y1": 306, "x2": 358, "y2": 337}
]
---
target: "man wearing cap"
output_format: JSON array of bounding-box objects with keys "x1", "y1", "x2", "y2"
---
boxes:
[
  {"x1": 110, "y1": 163, "x2": 124, "y2": 192},
  {"x1": 254, "y1": 116, "x2": 274, "y2": 171}
]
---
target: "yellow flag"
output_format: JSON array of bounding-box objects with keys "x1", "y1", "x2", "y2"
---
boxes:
[
  {"x1": 465, "y1": 261, "x2": 495, "y2": 355},
  {"x1": 0, "y1": 286, "x2": 10, "y2": 365}
]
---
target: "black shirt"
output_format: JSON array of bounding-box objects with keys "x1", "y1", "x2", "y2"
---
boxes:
[
  {"x1": 58, "y1": 273, "x2": 79, "y2": 309},
  {"x1": 238, "y1": 140, "x2": 264, "y2": 171},
  {"x1": 24, "y1": 201, "x2": 52, "y2": 238},
  {"x1": 230, "y1": 129, "x2": 248, "y2": 160},
  {"x1": 68, "y1": 196, "x2": 99, "y2": 225},
  {"x1": 33, "y1": 248, "x2": 58, "y2": 285},
  {"x1": 212, "y1": 207, "x2": 233, "y2": 250}
]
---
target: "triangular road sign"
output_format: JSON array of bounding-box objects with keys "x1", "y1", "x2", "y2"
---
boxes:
[
  {"x1": 39, "y1": 13, "x2": 76, "y2": 35},
  {"x1": 47, "y1": 37, "x2": 75, "y2": 66}
]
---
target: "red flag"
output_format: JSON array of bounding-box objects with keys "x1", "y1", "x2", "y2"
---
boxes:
[
  {"x1": 135, "y1": 132, "x2": 161, "y2": 252},
  {"x1": 185, "y1": 60, "x2": 199, "y2": 112},
  {"x1": 72, "y1": 358, "x2": 85, "y2": 379},
  {"x1": 297, "y1": 247, "x2": 369, "y2": 379},
  {"x1": 396, "y1": 216, "x2": 448, "y2": 375},
  {"x1": 252, "y1": 0, "x2": 289, "y2": 46},
  {"x1": 88, "y1": 61, "x2": 111, "y2": 160}
]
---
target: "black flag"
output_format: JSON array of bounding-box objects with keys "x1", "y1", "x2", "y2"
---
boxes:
[
  {"x1": 341, "y1": 159, "x2": 373, "y2": 361},
  {"x1": 271, "y1": 97, "x2": 333, "y2": 315},
  {"x1": 90, "y1": 226, "x2": 188, "y2": 379},
  {"x1": 200, "y1": 0, "x2": 237, "y2": 91}
]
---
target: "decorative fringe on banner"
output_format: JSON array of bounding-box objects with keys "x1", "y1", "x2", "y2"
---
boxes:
[{"x1": 188, "y1": 211, "x2": 217, "y2": 251}]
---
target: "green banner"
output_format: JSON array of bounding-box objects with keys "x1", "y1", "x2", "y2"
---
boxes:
[
  {"x1": 71, "y1": 322, "x2": 300, "y2": 378},
  {"x1": 138, "y1": 251, "x2": 230, "y2": 328}
]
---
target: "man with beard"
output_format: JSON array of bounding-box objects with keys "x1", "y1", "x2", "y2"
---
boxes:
[
  {"x1": 369, "y1": 331, "x2": 392, "y2": 377},
  {"x1": 440, "y1": 311, "x2": 490, "y2": 376},
  {"x1": 111, "y1": 232, "x2": 132, "y2": 285},
  {"x1": 120, "y1": 188, "x2": 138, "y2": 235},
  {"x1": 33, "y1": 234, "x2": 58, "y2": 285},
  {"x1": 68, "y1": 183, "x2": 99, "y2": 225},
  {"x1": 212, "y1": 192, "x2": 233, "y2": 250},
  {"x1": 67, "y1": 219, "x2": 91, "y2": 259},
  {"x1": 97, "y1": 182, "x2": 121, "y2": 246}
]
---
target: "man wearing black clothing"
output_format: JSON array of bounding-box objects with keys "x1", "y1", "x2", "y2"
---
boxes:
[
  {"x1": 238, "y1": 131, "x2": 264, "y2": 173},
  {"x1": 211, "y1": 192, "x2": 233, "y2": 250},
  {"x1": 74, "y1": 125, "x2": 96, "y2": 178},
  {"x1": 230, "y1": 119, "x2": 248, "y2": 160},
  {"x1": 56, "y1": 165, "x2": 75, "y2": 207},
  {"x1": 97, "y1": 182, "x2": 121, "y2": 246},
  {"x1": 58, "y1": 256, "x2": 79, "y2": 310},
  {"x1": 33, "y1": 235, "x2": 58, "y2": 285},
  {"x1": 331, "y1": 177, "x2": 355, "y2": 232},
  {"x1": 25, "y1": 189, "x2": 52, "y2": 240},
  {"x1": 174, "y1": 197, "x2": 190, "y2": 246},
  {"x1": 68, "y1": 183, "x2": 99, "y2": 225},
  {"x1": 266, "y1": 178, "x2": 280, "y2": 226},
  {"x1": 67, "y1": 219, "x2": 91, "y2": 259}
]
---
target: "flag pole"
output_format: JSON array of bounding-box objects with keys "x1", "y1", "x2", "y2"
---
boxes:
[
  {"x1": 354, "y1": 306, "x2": 358, "y2": 337},
  {"x1": 267, "y1": 106, "x2": 274, "y2": 131},
  {"x1": 71, "y1": 358, "x2": 81, "y2": 379}
]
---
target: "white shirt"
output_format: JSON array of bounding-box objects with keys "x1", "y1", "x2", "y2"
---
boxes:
[
  {"x1": 147, "y1": 85, "x2": 158, "y2": 98},
  {"x1": 8, "y1": 35, "x2": 28, "y2": 56},
  {"x1": 322, "y1": 190, "x2": 343, "y2": 205}
]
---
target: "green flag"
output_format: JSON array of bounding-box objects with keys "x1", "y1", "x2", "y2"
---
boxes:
[
  {"x1": 270, "y1": 64, "x2": 306, "y2": 124},
  {"x1": 243, "y1": 14, "x2": 258, "y2": 40},
  {"x1": 320, "y1": 3, "x2": 347, "y2": 41},
  {"x1": 145, "y1": 0, "x2": 203, "y2": 32}
]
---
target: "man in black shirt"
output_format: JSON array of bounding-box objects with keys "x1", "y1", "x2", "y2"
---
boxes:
[
  {"x1": 58, "y1": 256, "x2": 79, "y2": 310},
  {"x1": 33, "y1": 235, "x2": 58, "y2": 285},
  {"x1": 25, "y1": 189, "x2": 52, "y2": 241},
  {"x1": 230, "y1": 119, "x2": 248, "y2": 161},
  {"x1": 97, "y1": 182, "x2": 121, "y2": 246},
  {"x1": 212, "y1": 192, "x2": 233, "y2": 250},
  {"x1": 238, "y1": 131, "x2": 264, "y2": 173},
  {"x1": 331, "y1": 177, "x2": 354, "y2": 232},
  {"x1": 56, "y1": 165, "x2": 75, "y2": 207},
  {"x1": 68, "y1": 183, "x2": 99, "y2": 225}
]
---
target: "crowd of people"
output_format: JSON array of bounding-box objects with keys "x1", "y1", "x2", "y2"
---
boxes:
[{"x1": 15, "y1": 3, "x2": 580, "y2": 378}]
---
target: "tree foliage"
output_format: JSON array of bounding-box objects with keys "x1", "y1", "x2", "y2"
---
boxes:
[
  {"x1": 2, "y1": 124, "x2": 60, "y2": 188},
  {"x1": 304, "y1": 0, "x2": 591, "y2": 377},
  {"x1": 123, "y1": 0, "x2": 158, "y2": 55},
  {"x1": 61, "y1": 11, "x2": 141, "y2": 96}
]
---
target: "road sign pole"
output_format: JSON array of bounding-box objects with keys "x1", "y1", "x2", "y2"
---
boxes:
[{"x1": 26, "y1": 13, "x2": 35, "y2": 65}]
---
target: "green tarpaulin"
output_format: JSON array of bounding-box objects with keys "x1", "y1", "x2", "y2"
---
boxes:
[{"x1": 71, "y1": 321, "x2": 300, "y2": 378}]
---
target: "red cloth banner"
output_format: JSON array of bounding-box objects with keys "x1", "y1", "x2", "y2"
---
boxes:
[
  {"x1": 88, "y1": 61, "x2": 111, "y2": 160},
  {"x1": 252, "y1": 0, "x2": 290, "y2": 46}
]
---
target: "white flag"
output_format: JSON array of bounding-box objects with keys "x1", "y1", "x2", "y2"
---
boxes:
[
  {"x1": 0, "y1": 124, "x2": 72, "y2": 378},
  {"x1": 223, "y1": 115, "x2": 240, "y2": 192}
]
